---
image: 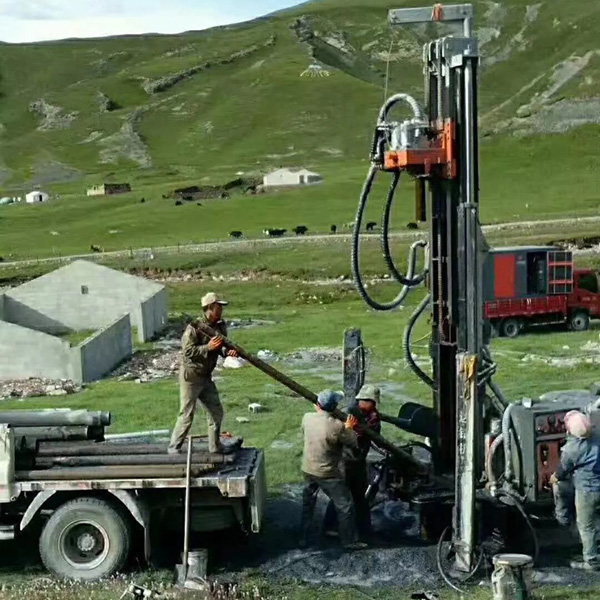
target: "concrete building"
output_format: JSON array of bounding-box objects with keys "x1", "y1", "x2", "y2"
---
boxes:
[
  {"x1": 87, "y1": 183, "x2": 132, "y2": 197},
  {"x1": 262, "y1": 168, "x2": 322, "y2": 188},
  {"x1": 0, "y1": 261, "x2": 167, "y2": 382},
  {"x1": 25, "y1": 190, "x2": 49, "y2": 203}
]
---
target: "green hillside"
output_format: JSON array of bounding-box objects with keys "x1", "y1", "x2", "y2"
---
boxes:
[{"x1": 0, "y1": 0, "x2": 599, "y2": 258}]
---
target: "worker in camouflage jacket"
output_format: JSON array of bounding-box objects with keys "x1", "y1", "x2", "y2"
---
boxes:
[
  {"x1": 168, "y1": 292, "x2": 238, "y2": 454},
  {"x1": 324, "y1": 384, "x2": 381, "y2": 540},
  {"x1": 551, "y1": 410, "x2": 600, "y2": 570},
  {"x1": 299, "y1": 390, "x2": 366, "y2": 550}
]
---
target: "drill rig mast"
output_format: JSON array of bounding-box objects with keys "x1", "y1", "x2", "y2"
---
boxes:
[{"x1": 352, "y1": 3, "x2": 488, "y2": 573}]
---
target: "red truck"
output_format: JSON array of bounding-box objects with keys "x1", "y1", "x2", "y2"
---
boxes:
[{"x1": 484, "y1": 246, "x2": 600, "y2": 338}]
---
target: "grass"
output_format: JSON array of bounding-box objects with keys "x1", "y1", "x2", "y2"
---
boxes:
[{"x1": 56, "y1": 330, "x2": 96, "y2": 346}]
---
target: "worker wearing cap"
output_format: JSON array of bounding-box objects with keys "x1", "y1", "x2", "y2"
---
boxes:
[
  {"x1": 550, "y1": 410, "x2": 600, "y2": 570},
  {"x1": 168, "y1": 292, "x2": 237, "y2": 454},
  {"x1": 324, "y1": 384, "x2": 382, "y2": 540},
  {"x1": 300, "y1": 390, "x2": 365, "y2": 550}
]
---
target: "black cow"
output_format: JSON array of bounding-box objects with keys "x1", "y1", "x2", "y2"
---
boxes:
[
  {"x1": 175, "y1": 200, "x2": 183, "y2": 206},
  {"x1": 263, "y1": 228, "x2": 286, "y2": 237},
  {"x1": 330, "y1": 224, "x2": 337, "y2": 234},
  {"x1": 90, "y1": 244, "x2": 103, "y2": 253},
  {"x1": 229, "y1": 231, "x2": 243, "y2": 238},
  {"x1": 140, "y1": 198, "x2": 146, "y2": 203},
  {"x1": 196, "y1": 202, "x2": 203, "y2": 207},
  {"x1": 292, "y1": 225, "x2": 308, "y2": 236},
  {"x1": 406, "y1": 222, "x2": 419, "y2": 230},
  {"x1": 366, "y1": 221, "x2": 377, "y2": 232}
]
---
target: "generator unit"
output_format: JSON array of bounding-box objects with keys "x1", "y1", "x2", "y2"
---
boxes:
[{"x1": 508, "y1": 390, "x2": 597, "y2": 505}]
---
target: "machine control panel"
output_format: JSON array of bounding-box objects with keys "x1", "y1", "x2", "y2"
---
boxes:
[
  {"x1": 534, "y1": 411, "x2": 569, "y2": 493},
  {"x1": 535, "y1": 412, "x2": 567, "y2": 436}
]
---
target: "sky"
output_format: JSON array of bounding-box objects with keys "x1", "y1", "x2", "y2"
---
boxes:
[{"x1": 0, "y1": 0, "x2": 304, "y2": 43}]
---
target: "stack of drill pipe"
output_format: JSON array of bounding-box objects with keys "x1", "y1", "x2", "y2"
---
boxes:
[
  {"x1": 3, "y1": 410, "x2": 110, "y2": 454},
  {"x1": 15, "y1": 437, "x2": 240, "y2": 482}
]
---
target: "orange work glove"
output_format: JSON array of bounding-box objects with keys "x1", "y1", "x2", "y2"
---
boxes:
[{"x1": 345, "y1": 414, "x2": 359, "y2": 430}]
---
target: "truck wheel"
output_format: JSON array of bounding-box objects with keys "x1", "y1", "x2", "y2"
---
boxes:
[
  {"x1": 570, "y1": 311, "x2": 590, "y2": 332},
  {"x1": 501, "y1": 319, "x2": 520, "y2": 339},
  {"x1": 39, "y1": 497, "x2": 131, "y2": 581}
]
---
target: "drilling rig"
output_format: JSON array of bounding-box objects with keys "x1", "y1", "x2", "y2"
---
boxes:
[{"x1": 351, "y1": 3, "x2": 600, "y2": 589}]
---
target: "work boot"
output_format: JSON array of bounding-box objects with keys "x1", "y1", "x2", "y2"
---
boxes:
[
  {"x1": 570, "y1": 558, "x2": 599, "y2": 571},
  {"x1": 343, "y1": 541, "x2": 368, "y2": 551}
]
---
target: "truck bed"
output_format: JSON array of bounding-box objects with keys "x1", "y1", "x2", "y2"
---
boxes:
[
  {"x1": 484, "y1": 295, "x2": 568, "y2": 320},
  {"x1": 15, "y1": 447, "x2": 263, "y2": 499}
]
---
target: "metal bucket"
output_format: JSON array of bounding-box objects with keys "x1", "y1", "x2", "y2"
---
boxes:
[{"x1": 491, "y1": 553, "x2": 534, "y2": 600}]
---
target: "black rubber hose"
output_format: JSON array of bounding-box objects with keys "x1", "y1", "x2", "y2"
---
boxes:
[
  {"x1": 495, "y1": 489, "x2": 539, "y2": 565},
  {"x1": 436, "y1": 526, "x2": 484, "y2": 594},
  {"x1": 381, "y1": 172, "x2": 427, "y2": 287},
  {"x1": 352, "y1": 165, "x2": 417, "y2": 311},
  {"x1": 403, "y1": 292, "x2": 435, "y2": 388}
]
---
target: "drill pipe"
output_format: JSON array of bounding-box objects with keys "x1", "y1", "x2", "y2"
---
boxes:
[
  {"x1": 35, "y1": 453, "x2": 234, "y2": 468},
  {"x1": 196, "y1": 322, "x2": 428, "y2": 476},
  {"x1": 16, "y1": 464, "x2": 216, "y2": 481},
  {"x1": 37, "y1": 440, "x2": 240, "y2": 457},
  {"x1": 0, "y1": 410, "x2": 110, "y2": 428},
  {"x1": 13, "y1": 426, "x2": 103, "y2": 443}
]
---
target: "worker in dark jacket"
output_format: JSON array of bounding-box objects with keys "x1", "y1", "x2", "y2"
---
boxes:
[
  {"x1": 551, "y1": 410, "x2": 600, "y2": 570},
  {"x1": 168, "y1": 292, "x2": 237, "y2": 454},
  {"x1": 324, "y1": 384, "x2": 382, "y2": 539},
  {"x1": 300, "y1": 390, "x2": 365, "y2": 550}
]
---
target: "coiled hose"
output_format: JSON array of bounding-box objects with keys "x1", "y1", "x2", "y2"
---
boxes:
[
  {"x1": 403, "y1": 292, "x2": 435, "y2": 388},
  {"x1": 381, "y1": 171, "x2": 427, "y2": 287},
  {"x1": 351, "y1": 165, "x2": 427, "y2": 311}
]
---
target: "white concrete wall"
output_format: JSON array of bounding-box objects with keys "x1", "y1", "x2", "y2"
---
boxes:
[
  {"x1": 0, "y1": 321, "x2": 80, "y2": 381},
  {"x1": 4, "y1": 260, "x2": 166, "y2": 338},
  {"x1": 78, "y1": 315, "x2": 132, "y2": 382},
  {"x1": 137, "y1": 288, "x2": 168, "y2": 342}
]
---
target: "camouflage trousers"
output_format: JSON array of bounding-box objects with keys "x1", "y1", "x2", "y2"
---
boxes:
[{"x1": 169, "y1": 375, "x2": 223, "y2": 453}]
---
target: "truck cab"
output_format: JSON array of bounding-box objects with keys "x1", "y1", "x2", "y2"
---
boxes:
[{"x1": 570, "y1": 269, "x2": 600, "y2": 327}]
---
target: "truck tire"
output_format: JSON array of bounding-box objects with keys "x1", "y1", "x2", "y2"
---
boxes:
[
  {"x1": 570, "y1": 311, "x2": 590, "y2": 332},
  {"x1": 501, "y1": 319, "x2": 520, "y2": 339},
  {"x1": 39, "y1": 497, "x2": 131, "y2": 581}
]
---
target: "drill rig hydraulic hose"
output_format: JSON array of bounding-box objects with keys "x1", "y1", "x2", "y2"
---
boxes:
[
  {"x1": 403, "y1": 292, "x2": 435, "y2": 389},
  {"x1": 352, "y1": 166, "x2": 427, "y2": 311}
]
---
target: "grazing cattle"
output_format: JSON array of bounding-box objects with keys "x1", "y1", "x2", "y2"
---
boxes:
[
  {"x1": 140, "y1": 198, "x2": 146, "y2": 203},
  {"x1": 196, "y1": 202, "x2": 202, "y2": 207},
  {"x1": 0, "y1": 257, "x2": 4, "y2": 263},
  {"x1": 330, "y1": 224, "x2": 337, "y2": 234},
  {"x1": 263, "y1": 228, "x2": 287, "y2": 238},
  {"x1": 292, "y1": 225, "x2": 308, "y2": 236},
  {"x1": 406, "y1": 222, "x2": 419, "y2": 230},
  {"x1": 162, "y1": 194, "x2": 169, "y2": 199},
  {"x1": 90, "y1": 244, "x2": 103, "y2": 253},
  {"x1": 175, "y1": 200, "x2": 183, "y2": 206},
  {"x1": 366, "y1": 221, "x2": 377, "y2": 232},
  {"x1": 229, "y1": 231, "x2": 243, "y2": 239}
]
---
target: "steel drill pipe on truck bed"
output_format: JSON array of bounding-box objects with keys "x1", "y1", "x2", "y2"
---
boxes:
[
  {"x1": 13, "y1": 426, "x2": 103, "y2": 443},
  {"x1": 0, "y1": 410, "x2": 110, "y2": 427},
  {"x1": 16, "y1": 464, "x2": 216, "y2": 481},
  {"x1": 35, "y1": 452, "x2": 234, "y2": 468},
  {"x1": 37, "y1": 440, "x2": 240, "y2": 457},
  {"x1": 195, "y1": 322, "x2": 428, "y2": 476}
]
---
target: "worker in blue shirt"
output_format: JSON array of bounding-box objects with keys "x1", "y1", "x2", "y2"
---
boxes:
[{"x1": 551, "y1": 410, "x2": 600, "y2": 570}]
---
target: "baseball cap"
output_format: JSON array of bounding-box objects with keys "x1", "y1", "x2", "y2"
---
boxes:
[
  {"x1": 317, "y1": 389, "x2": 344, "y2": 412},
  {"x1": 201, "y1": 292, "x2": 228, "y2": 308},
  {"x1": 356, "y1": 384, "x2": 380, "y2": 404}
]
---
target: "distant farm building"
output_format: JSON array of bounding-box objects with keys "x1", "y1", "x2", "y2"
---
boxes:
[
  {"x1": 262, "y1": 168, "x2": 322, "y2": 188},
  {"x1": 87, "y1": 183, "x2": 132, "y2": 197},
  {"x1": 25, "y1": 190, "x2": 49, "y2": 203}
]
